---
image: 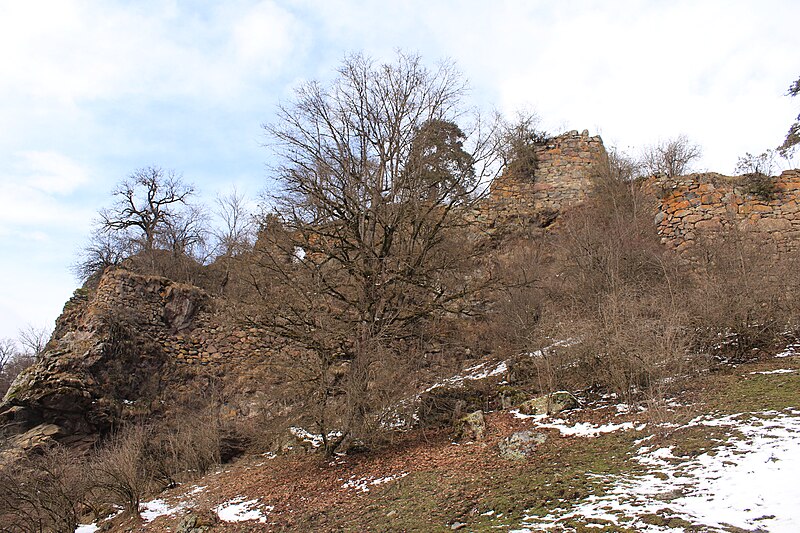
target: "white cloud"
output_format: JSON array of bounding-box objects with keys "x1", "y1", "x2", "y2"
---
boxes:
[
  {"x1": 0, "y1": 151, "x2": 94, "y2": 231},
  {"x1": 231, "y1": 1, "x2": 305, "y2": 76},
  {"x1": 0, "y1": 0, "x2": 798, "y2": 340},
  {"x1": 0, "y1": 0, "x2": 305, "y2": 107},
  {"x1": 16, "y1": 151, "x2": 90, "y2": 194}
]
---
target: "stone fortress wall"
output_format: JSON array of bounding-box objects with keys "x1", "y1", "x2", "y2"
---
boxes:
[
  {"x1": 61, "y1": 269, "x2": 276, "y2": 368},
  {"x1": 654, "y1": 170, "x2": 800, "y2": 254},
  {"x1": 145, "y1": 134, "x2": 800, "y2": 367},
  {"x1": 477, "y1": 129, "x2": 609, "y2": 228},
  {"x1": 478, "y1": 128, "x2": 800, "y2": 258},
  {"x1": 57, "y1": 137, "x2": 800, "y2": 370}
]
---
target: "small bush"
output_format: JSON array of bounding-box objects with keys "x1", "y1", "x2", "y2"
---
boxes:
[
  {"x1": 90, "y1": 412, "x2": 225, "y2": 517},
  {"x1": 741, "y1": 172, "x2": 777, "y2": 201},
  {"x1": 736, "y1": 151, "x2": 777, "y2": 201},
  {"x1": 91, "y1": 424, "x2": 154, "y2": 516}
]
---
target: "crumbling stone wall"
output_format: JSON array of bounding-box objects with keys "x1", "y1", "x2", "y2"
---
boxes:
[
  {"x1": 478, "y1": 129, "x2": 609, "y2": 229},
  {"x1": 655, "y1": 170, "x2": 800, "y2": 254}
]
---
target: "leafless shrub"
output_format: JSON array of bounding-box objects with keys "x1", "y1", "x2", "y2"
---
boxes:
[
  {"x1": 564, "y1": 289, "x2": 693, "y2": 405},
  {"x1": 640, "y1": 135, "x2": 702, "y2": 178},
  {"x1": 154, "y1": 411, "x2": 223, "y2": 483},
  {"x1": 90, "y1": 424, "x2": 155, "y2": 516},
  {"x1": 520, "y1": 168, "x2": 700, "y2": 404},
  {"x1": 485, "y1": 239, "x2": 545, "y2": 358},
  {"x1": 736, "y1": 150, "x2": 777, "y2": 200},
  {"x1": 0, "y1": 445, "x2": 90, "y2": 533},
  {"x1": 689, "y1": 230, "x2": 800, "y2": 361},
  {"x1": 556, "y1": 170, "x2": 669, "y2": 310}
]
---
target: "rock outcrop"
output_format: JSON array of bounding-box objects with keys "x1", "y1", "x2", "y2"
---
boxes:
[{"x1": 0, "y1": 268, "x2": 208, "y2": 452}]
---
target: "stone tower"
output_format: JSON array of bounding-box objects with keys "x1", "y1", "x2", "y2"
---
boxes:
[{"x1": 481, "y1": 129, "x2": 609, "y2": 228}]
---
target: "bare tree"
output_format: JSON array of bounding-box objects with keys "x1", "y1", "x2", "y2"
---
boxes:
[
  {"x1": 159, "y1": 204, "x2": 210, "y2": 259},
  {"x1": 99, "y1": 166, "x2": 195, "y2": 253},
  {"x1": 73, "y1": 227, "x2": 132, "y2": 281},
  {"x1": 258, "y1": 52, "x2": 500, "y2": 452},
  {"x1": 641, "y1": 135, "x2": 702, "y2": 178},
  {"x1": 0, "y1": 338, "x2": 35, "y2": 399},
  {"x1": 778, "y1": 76, "x2": 800, "y2": 158},
  {"x1": 607, "y1": 146, "x2": 642, "y2": 181},
  {"x1": 0, "y1": 338, "x2": 17, "y2": 395},
  {"x1": 77, "y1": 166, "x2": 208, "y2": 281},
  {"x1": 17, "y1": 324, "x2": 52, "y2": 359},
  {"x1": 213, "y1": 188, "x2": 254, "y2": 257}
]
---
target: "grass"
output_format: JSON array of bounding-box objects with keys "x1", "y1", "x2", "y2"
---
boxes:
[
  {"x1": 314, "y1": 431, "x2": 639, "y2": 532},
  {"x1": 310, "y1": 356, "x2": 800, "y2": 531}
]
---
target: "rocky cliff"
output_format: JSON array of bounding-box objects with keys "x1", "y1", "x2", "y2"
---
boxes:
[{"x1": 0, "y1": 269, "x2": 209, "y2": 453}]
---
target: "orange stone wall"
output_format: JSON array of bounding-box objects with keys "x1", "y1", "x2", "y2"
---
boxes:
[{"x1": 655, "y1": 170, "x2": 800, "y2": 254}]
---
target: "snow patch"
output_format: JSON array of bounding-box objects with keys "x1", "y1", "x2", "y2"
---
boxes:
[
  {"x1": 509, "y1": 409, "x2": 548, "y2": 420},
  {"x1": 74, "y1": 525, "x2": 98, "y2": 533},
  {"x1": 517, "y1": 410, "x2": 800, "y2": 532},
  {"x1": 536, "y1": 419, "x2": 640, "y2": 437},
  {"x1": 139, "y1": 498, "x2": 186, "y2": 522},
  {"x1": 776, "y1": 342, "x2": 800, "y2": 358},
  {"x1": 424, "y1": 360, "x2": 508, "y2": 392},
  {"x1": 750, "y1": 368, "x2": 796, "y2": 375},
  {"x1": 342, "y1": 472, "x2": 409, "y2": 492},
  {"x1": 289, "y1": 426, "x2": 343, "y2": 448},
  {"x1": 214, "y1": 497, "x2": 273, "y2": 523}
]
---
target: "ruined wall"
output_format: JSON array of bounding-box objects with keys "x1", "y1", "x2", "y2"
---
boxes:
[
  {"x1": 655, "y1": 170, "x2": 800, "y2": 254},
  {"x1": 82, "y1": 269, "x2": 274, "y2": 367},
  {"x1": 478, "y1": 129, "x2": 609, "y2": 229},
  {"x1": 0, "y1": 268, "x2": 282, "y2": 453}
]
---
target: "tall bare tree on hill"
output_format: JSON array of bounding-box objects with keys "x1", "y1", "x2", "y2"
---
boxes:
[
  {"x1": 100, "y1": 166, "x2": 195, "y2": 252},
  {"x1": 77, "y1": 166, "x2": 207, "y2": 281},
  {"x1": 257, "y1": 52, "x2": 502, "y2": 452}
]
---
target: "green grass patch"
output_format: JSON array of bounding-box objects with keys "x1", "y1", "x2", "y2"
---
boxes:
[
  {"x1": 714, "y1": 371, "x2": 800, "y2": 413},
  {"x1": 329, "y1": 432, "x2": 639, "y2": 532}
]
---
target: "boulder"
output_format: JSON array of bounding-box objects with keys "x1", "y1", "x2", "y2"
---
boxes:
[
  {"x1": 453, "y1": 410, "x2": 486, "y2": 441},
  {"x1": 518, "y1": 391, "x2": 579, "y2": 416},
  {"x1": 176, "y1": 511, "x2": 219, "y2": 533},
  {"x1": 416, "y1": 385, "x2": 487, "y2": 428},
  {"x1": 498, "y1": 430, "x2": 547, "y2": 460}
]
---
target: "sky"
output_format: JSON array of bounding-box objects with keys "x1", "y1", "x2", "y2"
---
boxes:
[{"x1": 0, "y1": 0, "x2": 798, "y2": 341}]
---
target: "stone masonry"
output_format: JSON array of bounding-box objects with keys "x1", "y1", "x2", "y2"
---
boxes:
[
  {"x1": 479, "y1": 129, "x2": 609, "y2": 228},
  {"x1": 655, "y1": 170, "x2": 800, "y2": 254}
]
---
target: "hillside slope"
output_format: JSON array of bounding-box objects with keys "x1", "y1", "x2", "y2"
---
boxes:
[{"x1": 75, "y1": 346, "x2": 800, "y2": 532}]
